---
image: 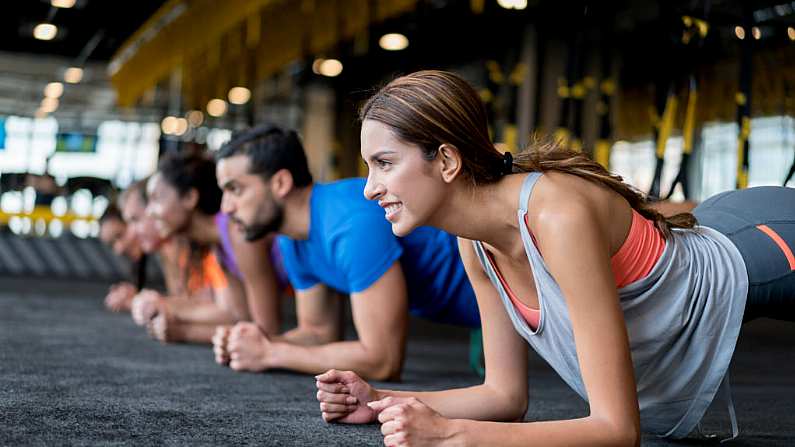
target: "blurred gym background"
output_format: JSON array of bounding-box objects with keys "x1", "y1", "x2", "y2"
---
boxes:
[{"x1": 1, "y1": 0, "x2": 793, "y2": 280}]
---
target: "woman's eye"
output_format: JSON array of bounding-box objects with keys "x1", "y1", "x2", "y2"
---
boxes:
[{"x1": 376, "y1": 159, "x2": 391, "y2": 168}]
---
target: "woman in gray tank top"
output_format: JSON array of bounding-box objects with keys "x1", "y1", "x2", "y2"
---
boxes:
[{"x1": 314, "y1": 70, "x2": 795, "y2": 446}]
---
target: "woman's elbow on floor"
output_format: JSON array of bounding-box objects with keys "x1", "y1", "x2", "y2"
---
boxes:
[
  {"x1": 486, "y1": 385, "x2": 527, "y2": 421},
  {"x1": 503, "y1": 395, "x2": 528, "y2": 422},
  {"x1": 618, "y1": 427, "x2": 641, "y2": 447},
  {"x1": 602, "y1": 419, "x2": 641, "y2": 447}
]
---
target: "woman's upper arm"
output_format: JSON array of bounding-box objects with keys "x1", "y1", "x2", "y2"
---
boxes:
[
  {"x1": 458, "y1": 238, "x2": 529, "y2": 401},
  {"x1": 533, "y1": 202, "x2": 640, "y2": 430}
]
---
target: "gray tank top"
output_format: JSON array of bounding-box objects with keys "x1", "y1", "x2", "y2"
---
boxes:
[{"x1": 472, "y1": 172, "x2": 748, "y2": 438}]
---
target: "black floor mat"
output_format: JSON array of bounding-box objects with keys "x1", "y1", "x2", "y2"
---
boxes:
[{"x1": 1, "y1": 278, "x2": 793, "y2": 446}]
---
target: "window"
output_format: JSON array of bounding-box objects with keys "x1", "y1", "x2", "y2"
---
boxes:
[
  {"x1": 610, "y1": 116, "x2": 795, "y2": 202},
  {"x1": 609, "y1": 136, "x2": 685, "y2": 201}
]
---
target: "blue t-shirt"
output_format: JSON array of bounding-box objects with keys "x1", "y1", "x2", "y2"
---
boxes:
[{"x1": 277, "y1": 178, "x2": 480, "y2": 327}]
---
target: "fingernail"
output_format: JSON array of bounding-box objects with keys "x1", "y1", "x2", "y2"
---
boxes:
[
  {"x1": 341, "y1": 387, "x2": 349, "y2": 394},
  {"x1": 346, "y1": 396, "x2": 357, "y2": 404}
]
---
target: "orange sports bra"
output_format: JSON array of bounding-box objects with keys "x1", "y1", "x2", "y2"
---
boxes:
[{"x1": 486, "y1": 209, "x2": 666, "y2": 330}]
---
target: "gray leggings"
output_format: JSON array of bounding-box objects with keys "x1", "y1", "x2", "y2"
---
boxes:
[{"x1": 693, "y1": 186, "x2": 795, "y2": 322}]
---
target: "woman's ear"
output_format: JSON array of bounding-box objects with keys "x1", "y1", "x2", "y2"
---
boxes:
[
  {"x1": 270, "y1": 169, "x2": 295, "y2": 200},
  {"x1": 438, "y1": 144, "x2": 463, "y2": 184}
]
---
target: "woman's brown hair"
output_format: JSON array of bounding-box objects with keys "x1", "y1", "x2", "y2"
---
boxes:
[{"x1": 360, "y1": 70, "x2": 696, "y2": 238}]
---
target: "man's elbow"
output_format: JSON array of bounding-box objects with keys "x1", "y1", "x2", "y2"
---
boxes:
[
  {"x1": 296, "y1": 323, "x2": 339, "y2": 345},
  {"x1": 359, "y1": 350, "x2": 403, "y2": 382},
  {"x1": 313, "y1": 324, "x2": 341, "y2": 344}
]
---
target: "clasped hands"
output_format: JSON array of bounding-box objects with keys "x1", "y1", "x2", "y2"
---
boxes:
[
  {"x1": 315, "y1": 369, "x2": 456, "y2": 447},
  {"x1": 213, "y1": 322, "x2": 272, "y2": 372}
]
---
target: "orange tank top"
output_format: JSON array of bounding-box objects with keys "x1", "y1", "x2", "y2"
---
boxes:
[{"x1": 486, "y1": 209, "x2": 666, "y2": 330}]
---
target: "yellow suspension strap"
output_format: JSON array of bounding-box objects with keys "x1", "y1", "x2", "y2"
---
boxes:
[
  {"x1": 553, "y1": 73, "x2": 571, "y2": 148},
  {"x1": 484, "y1": 60, "x2": 504, "y2": 143},
  {"x1": 664, "y1": 13, "x2": 708, "y2": 199},
  {"x1": 594, "y1": 78, "x2": 615, "y2": 168},
  {"x1": 665, "y1": 75, "x2": 697, "y2": 199},
  {"x1": 594, "y1": 38, "x2": 615, "y2": 169},
  {"x1": 556, "y1": 3, "x2": 589, "y2": 151},
  {"x1": 470, "y1": 0, "x2": 485, "y2": 14},
  {"x1": 783, "y1": 81, "x2": 795, "y2": 186},
  {"x1": 503, "y1": 62, "x2": 527, "y2": 153},
  {"x1": 735, "y1": 27, "x2": 753, "y2": 189},
  {"x1": 555, "y1": 31, "x2": 579, "y2": 150},
  {"x1": 680, "y1": 15, "x2": 709, "y2": 45},
  {"x1": 735, "y1": 97, "x2": 751, "y2": 189},
  {"x1": 649, "y1": 86, "x2": 678, "y2": 199},
  {"x1": 568, "y1": 28, "x2": 592, "y2": 154},
  {"x1": 569, "y1": 75, "x2": 593, "y2": 153}
]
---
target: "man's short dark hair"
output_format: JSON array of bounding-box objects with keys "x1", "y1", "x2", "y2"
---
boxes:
[
  {"x1": 215, "y1": 124, "x2": 313, "y2": 187},
  {"x1": 99, "y1": 202, "x2": 123, "y2": 224},
  {"x1": 157, "y1": 151, "x2": 221, "y2": 215}
]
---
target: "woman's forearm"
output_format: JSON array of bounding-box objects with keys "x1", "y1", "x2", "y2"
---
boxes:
[
  {"x1": 448, "y1": 416, "x2": 639, "y2": 447},
  {"x1": 377, "y1": 383, "x2": 527, "y2": 422},
  {"x1": 168, "y1": 298, "x2": 236, "y2": 325},
  {"x1": 172, "y1": 322, "x2": 218, "y2": 344},
  {"x1": 269, "y1": 339, "x2": 400, "y2": 381}
]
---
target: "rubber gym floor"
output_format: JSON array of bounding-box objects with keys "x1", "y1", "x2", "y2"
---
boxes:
[{"x1": 2, "y1": 276, "x2": 793, "y2": 446}]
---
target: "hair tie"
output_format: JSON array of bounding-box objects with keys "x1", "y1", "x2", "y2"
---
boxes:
[{"x1": 501, "y1": 151, "x2": 513, "y2": 176}]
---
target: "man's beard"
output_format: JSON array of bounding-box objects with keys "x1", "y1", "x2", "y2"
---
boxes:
[{"x1": 239, "y1": 204, "x2": 283, "y2": 241}]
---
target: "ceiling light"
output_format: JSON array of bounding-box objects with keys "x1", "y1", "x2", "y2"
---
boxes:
[
  {"x1": 497, "y1": 0, "x2": 528, "y2": 10},
  {"x1": 311, "y1": 59, "x2": 324, "y2": 74},
  {"x1": 788, "y1": 27, "x2": 795, "y2": 41},
  {"x1": 752, "y1": 26, "x2": 761, "y2": 40},
  {"x1": 64, "y1": 67, "x2": 83, "y2": 84},
  {"x1": 186, "y1": 110, "x2": 204, "y2": 127},
  {"x1": 228, "y1": 86, "x2": 251, "y2": 105},
  {"x1": 40, "y1": 97, "x2": 59, "y2": 113},
  {"x1": 33, "y1": 23, "x2": 58, "y2": 41},
  {"x1": 735, "y1": 26, "x2": 746, "y2": 40},
  {"x1": 379, "y1": 33, "x2": 409, "y2": 51},
  {"x1": 173, "y1": 118, "x2": 188, "y2": 136},
  {"x1": 51, "y1": 0, "x2": 76, "y2": 8},
  {"x1": 44, "y1": 82, "x2": 64, "y2": 98},
  {"x1": 312, "y1": 58, "x2": 343, "y2": 77},
  {"x1": 207, "y1": 99, "x2": 227, "y2": 117},
  {"x1": 161, "y1": 116, "x2": 178, "y2": 135}
]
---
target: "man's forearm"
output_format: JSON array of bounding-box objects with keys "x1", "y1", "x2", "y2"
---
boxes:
[
  {"x1": 246, "y1": 285, "x2": 281, "y2": 336},
  {"x1": 268, "y1": 339, "x2": 398, "y2": 380},
  {"x1": 271, "y1": 326, "x2": 337, "y2": 346}
]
